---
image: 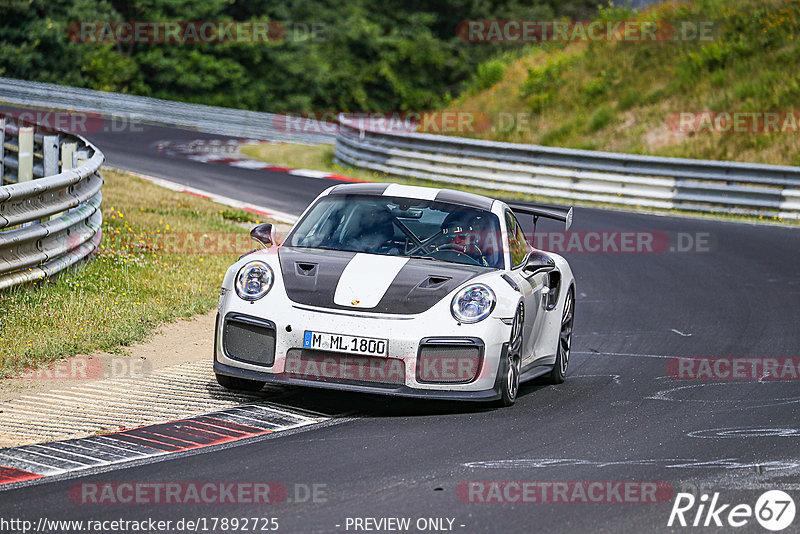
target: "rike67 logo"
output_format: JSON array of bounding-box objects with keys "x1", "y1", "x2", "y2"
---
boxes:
[{"x1": 668, "y1": 490, "x2": 795, "y2": 531}]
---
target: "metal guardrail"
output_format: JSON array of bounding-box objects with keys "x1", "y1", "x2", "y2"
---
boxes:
[
  {"x1": 335, "y1": 115, "x2": 800, "y2": 220},
  {"x1": 0, "y1": 77, "x2": 335, "y2": 145},
  {"x1": 0, "y1": 114, "x2": 104, "y2": 290}
]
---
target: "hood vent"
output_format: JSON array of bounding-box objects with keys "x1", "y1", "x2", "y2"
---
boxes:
[
  {"x1": 418, "y1": 275, "x2": 451, "y2": 289},
  {"x1": 295, "y1": 262, "x2": 318, "y2": 277}
]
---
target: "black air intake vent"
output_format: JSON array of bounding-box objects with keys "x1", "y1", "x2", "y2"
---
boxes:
[
  {"x1": 295, "y1": 262, "x2": 318, "y2": 276},
  {"x1": 418, "y1": 275, "x2": 451, "y2": 289},
  {"x1": 223, "y1": 315, "x2": 276, "y2": 366}
]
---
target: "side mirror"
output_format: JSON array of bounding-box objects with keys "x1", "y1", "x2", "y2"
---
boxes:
[
  {"x1": 522, "y1": 251, "x2": 555, "y2": 276},
  {"x1": 250, "y1": 223, "x2": 276, "y2": 248}
]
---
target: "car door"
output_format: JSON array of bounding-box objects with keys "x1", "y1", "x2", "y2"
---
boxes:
[{"x1": 505, "y1": 211, "x2": 545, "y2": 366}]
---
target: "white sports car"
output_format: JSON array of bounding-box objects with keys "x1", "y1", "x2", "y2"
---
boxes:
[{"x1": 213, "y1": 183, "x2": 575, "y2": 406}]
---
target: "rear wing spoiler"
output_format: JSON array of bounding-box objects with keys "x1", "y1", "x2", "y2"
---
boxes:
[{"x1": 507, "y1": 203, "x2": 573, "y2": 231}]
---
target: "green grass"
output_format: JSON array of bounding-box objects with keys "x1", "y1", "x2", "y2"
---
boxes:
[
  {"x1": 447, "y1": 0, "x2": 800, "y2": 166},
  {"x1": 0, "y1": 168, "x2": 274, "y2": 378},
  {"x1": 240, "y1": 142, "x2": 393, "y2": 183}
]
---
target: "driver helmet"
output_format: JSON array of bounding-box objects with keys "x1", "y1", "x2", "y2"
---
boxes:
[{"x1": 440, "y1": 212, "x2": 482, "y2": 250}]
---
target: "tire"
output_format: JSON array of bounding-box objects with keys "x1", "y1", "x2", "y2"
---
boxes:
[
  {"x1": 215, "y1": 373, "x2": 265, "y2": 392},
  {"x1": 498, "y1": 301, "x2": 524, "y2": 406},
  {"x1": 546, "y1": 286, "x2": 574, "y2": 384}
]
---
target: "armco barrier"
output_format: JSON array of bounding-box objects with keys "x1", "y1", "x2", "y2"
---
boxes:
[
  {"x1": 334, "y1": 115, "x2": 800, "y2": 220},
  {"x1": 0, "y1": 114, "x2": 104, "y2": 290},
  {"x1": 0, "y1": 77, "x2": 335, "y2": 145}
]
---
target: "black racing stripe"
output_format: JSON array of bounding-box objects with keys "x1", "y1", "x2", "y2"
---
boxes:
[
  {"x1": 329, "y1": 183, "x2": 390, "y2": 196},
  {"x1": 279, "y1": 247, "x2": 490, "y2": 314},
  {"x1": 279, "y1": 247, "x2": 356, "y2": 309},
  {"x1": 375, "y1": 259, "x2": 489, "y2": 314},
  {"x1": 434, "y1": 189, "x2": 495, "y2": 210}
]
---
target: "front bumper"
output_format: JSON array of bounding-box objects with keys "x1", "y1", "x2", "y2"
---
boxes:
[
  {"x1": 213, "y1": 308, "x2": 510, "y2": 402},
  {"x1": 213, "y1": 360, "x2": 504, "y2": 401}
]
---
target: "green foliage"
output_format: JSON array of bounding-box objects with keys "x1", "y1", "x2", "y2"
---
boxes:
[
  {"x1": 594, "y1": 1, "x2": 638, "y2": 22},
  {"x1": 452, "y1": 0, "x2": 800, "y2": 166},
  {"x1": 673, "y1": 0, "x2": 800, "y2": 93},
  {"x1": 581, "y1": 68, "x2": 619, "y2": 104},
  {"x1": 588, "y1": 105, "x2": 613, "y2": 131},
  {"x1": 617, "y1": 89, "x2": 640, "y2": 111},
  {"x1": 466, "y1": 60, "x2": 507, "y2": 95},
  {"x1": 0, "y1": 0, "x2": 597, "y2": 112},
  {"x1": 520, "y1": 54, "x2": 576, "y2": 113}
]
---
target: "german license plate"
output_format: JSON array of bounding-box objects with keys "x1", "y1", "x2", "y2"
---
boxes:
[{"x1": 303, "y1": 331, "x2": 388, "y2": 356}]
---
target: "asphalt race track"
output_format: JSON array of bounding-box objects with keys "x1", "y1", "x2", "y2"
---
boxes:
[{"x1": 1, "y1": 117, "x2": 799, "y2": 533}]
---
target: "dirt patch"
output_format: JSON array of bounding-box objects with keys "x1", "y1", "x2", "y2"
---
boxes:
[{"x1": 0, "y1": 310, "x2": 217, "y2": 404}]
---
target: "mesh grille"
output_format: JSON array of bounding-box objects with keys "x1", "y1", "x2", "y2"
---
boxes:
[
  {"x1": 223, "y1": 319, "x2": 276, "y2": 366},
  {"x1": 284, "y1": 349, "x2": 405, "y2": 386},
  {"x1": 417, "y1": 345, "x2": 481, "y2": 383}
]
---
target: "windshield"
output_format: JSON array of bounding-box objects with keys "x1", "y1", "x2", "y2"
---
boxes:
[{"x1": 287, "y1": 194, "x2": 504, "y2": 269}]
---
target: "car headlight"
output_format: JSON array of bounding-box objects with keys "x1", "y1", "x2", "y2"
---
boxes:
[
  {"x1": 451, "y1": 284, "x2": 495, "y2": 323},
  {"x1": 235, "y1": 261, "x2": 274, "y2": 301}
]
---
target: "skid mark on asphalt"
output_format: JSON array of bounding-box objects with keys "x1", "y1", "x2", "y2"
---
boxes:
[
  {"x1": 573, "y1": 350, "x2": 674, "y2": 359},
  {"x1": 569, "y1": 374, "x2": 622, "y2": 385},
  {"x1": 674, "y1": 469, "x2": 800, "y2": 492},
  {"x1": 0, "y1": 360, "x2": 305, "y2": 447},
  {"x1": 463, "y1": 458, "x2": 800, "y2": 471},
  {"x1": 688, "y1": 427, "x2": 800, "y2": 439},
  {"x1": 647, "y1": 382, "x2": 800, "y2": 409},
  {"x1": 0, "y1": 403, "x2": 327, "y2": 487}
]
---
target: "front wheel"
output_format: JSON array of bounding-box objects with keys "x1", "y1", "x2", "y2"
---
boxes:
[
  {"x1": 498, "y1": 301, "x2": 524, "y2": 406},
  {"x1": 546, "y1": 286, "x2": 574, "y2": 384},
  {"x1": 215, "y1": 373, "x2": 265, "y2": 392}
]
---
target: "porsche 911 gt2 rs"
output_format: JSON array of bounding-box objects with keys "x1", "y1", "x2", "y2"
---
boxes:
[{"x1": 213, "y1": 183, "x2": 575, "y2": 406}]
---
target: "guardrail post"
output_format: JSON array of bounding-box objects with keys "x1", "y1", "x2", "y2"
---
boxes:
[
  {"x1": 0, "y1": 117, "x2": 5, "y2": 185},
  {"x1": 42, "y1": 135, "x2": 59, "y2": 176},
  {"x1": 42, "y1": 135, "x2": 61, "y2": 221},
  {"x1": 61, "y1": 142, "x2": 76, "y2": 171},
  {"x1": 17, "y1": 127, "x2": 34, "y2": 183},
  {"x1": 53, "y1": 142, "x2": 77, "y2": 221},
  {"x1": 74, "y1": 150, "x2": 89, "y2": 168},
  {"x1": 17, "y1": 126, "x2": 35, "y2": 227}
]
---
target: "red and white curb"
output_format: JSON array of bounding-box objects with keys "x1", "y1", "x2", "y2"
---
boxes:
[
  {"x1": 0, "y1": 403, "x2": 327, "y2": 488},
  {"x1": 107, "y1": 167, "x2": 300, "y2": 224},
  {"x1": 157, "y1": 139, "x2": 365, "y2": 183}
]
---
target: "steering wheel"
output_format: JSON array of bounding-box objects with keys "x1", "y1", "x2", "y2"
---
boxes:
[
  {"x1": 438, "y1": 241, "x2": 485, "y2": 258},
  {"x1": 435, "y1": 243, "x2": 468, "y2": 253}
]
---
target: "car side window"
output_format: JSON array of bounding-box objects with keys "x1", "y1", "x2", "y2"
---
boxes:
[
  {"x1": 505, "y1": 211, "x2": 528, "y2": 268},
  {"x1": 515, "y1": 216, "x2": 531, "y2": 254}
]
